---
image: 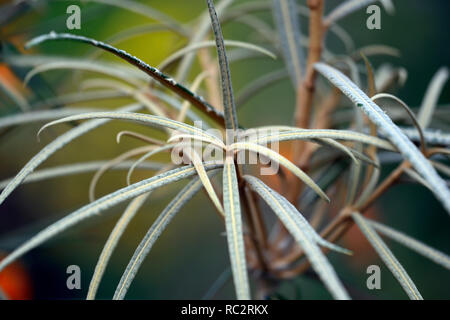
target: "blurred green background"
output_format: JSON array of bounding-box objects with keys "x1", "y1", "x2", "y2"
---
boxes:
[{"x1": 0, "y1": 0, "x2": 449, "y2": 299}]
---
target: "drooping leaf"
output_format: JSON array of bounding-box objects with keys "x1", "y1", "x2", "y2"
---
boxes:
[
  {"x1": 352, "y1": 212, "x2": 423, "y2": 300},
  {"x1": 206, "y1": 0, "x2": 239, "y2": 131},
  {"x1": 113, "y1": 175, "x2": 213, "y2": 299},
  {"x1": 315, "y1": 63, "x2": 450, "y2": 214},
  {"x1": 231, "y1": 142, "x2": 329, "y2": 201},
  {"x1": 0, "y1": 104, "x2": 143, "y2": 207},
  {"x1": 245, "y1": 176, "x2": 350, "y2": 300},
  {"x1": 25, "y1": 33, "x2": 225, "y2": 126}
]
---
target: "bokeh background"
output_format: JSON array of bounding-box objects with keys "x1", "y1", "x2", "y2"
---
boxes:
[{"x1": 0, "y1": 0, "x2": 449, "y2": 299}]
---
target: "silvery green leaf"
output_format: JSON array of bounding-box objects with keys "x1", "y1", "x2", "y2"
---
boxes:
[
  {"x1": 315, "y1": 62, "x2": 450, "y2": 214},
  {"x1": 0, "y1": 160, "x2": 163, "y2": 190},
  {"x1": 245, "y1": 176, "x2": 350, "y2": 300},
  {"x1": 0, "y1": 163, "x2": 222, "y2": 273},
  {"x1": 417, "y1": 67, "x2": 449, "y2": 129},
  {"x1": 206, "y1": 0, "x2": 239, "y2": 131},
  {"x1": 222, "y1": 156, "x2": 250, "y2": 300},
  {"x1": 36, "y1": 111, "x2": 217, "y2": 140},
  {"x1": 352, "y1": 212, "x2": 423, "y2": 300},
  {"x1": 87, "y1": 193, "x2": 151, "y2": 300},
  {"x1": 0, "y1": 108, "x2": 103, "y2": 130},
  {"x1": 176, "y1": 0, "x2": 234, "y2": 82},
  {"x1": 272, "y1": 0, "x2": 306, "y2": 86},
  {"x1": 159, "y1": 40, "x2": 276, "y2": 71},
  {"x1": 0, "y1": 104, "x2": 143, "y2": 207},
  {"x1": 25, "y1": 33, "x2": 225, "y2": 126}
]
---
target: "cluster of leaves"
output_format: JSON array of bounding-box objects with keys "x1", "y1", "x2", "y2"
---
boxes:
[{"x1": 0, "y1": 0, "x2": 449, "y2": 300}]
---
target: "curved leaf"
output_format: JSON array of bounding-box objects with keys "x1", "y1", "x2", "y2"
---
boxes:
[
  {"x1": 245, "y1": 176, "x2": 350, "y2": 300},
  {"x1": 315, "y1": 63, "x2": 450, "y2": 214},
  {"x1": 25, "y1": 33, "x2": 225, "y2": 126},
  {"x1": 113, "y1": 176, "x2": 210, "y2": 299},
  {"x1": 352, "y1": 212, "x2": 423, "y2": 300},
  {"x1": 272, "y1": 0, "x2": 305, "y2": 86}
]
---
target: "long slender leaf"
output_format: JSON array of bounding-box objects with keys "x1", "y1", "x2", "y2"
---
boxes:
[
  {"x1": 184, "y1": 148, "x2": 224, "y2": 215},
  {"x1": 315, "y1": 63, "x2": 450, "y2": 214},
  {"x1": 0, "y1": 108, "x2": 103, "y2": 130},
  {"x1": 25, "y1": 33, "x2": 225, "y2": 126},
  {"x1": 222, "y1": 156, "x2": 250, "y2": 299},
  {"x1": 352, "y1": 212, "x2": 423, "y2": 300},
  {"x1": 247, "y1": 128, "x2": 395, "y2": 151},
  {"x1": 113, "y1": 176, "x2": 209, "y2": 299},
  {"x1": 0, "y1": 161, "x2": 163, "y2": 191},
  {"x1": 176, "y1": 0, "x2": 234, "y2": 82},
  {"x1": 245, "y1": 176, "x2": 350, "y2": 299},
  {"x1": 24, "y1": 60, "x2": 146, "y2": 87},
  {"x1": 231, "y1": 142, "x2": 329, "y2": 201},
  {"x1": 272, "y1": 0, "x2": 305, "y2": 86},
  {"x1": 368, "y1": 220, "x2": 450, "y2": 270},
  {"x1": 36, "y1": 111, "x2": 219, "y2": 141},
  {"x1": 418, "y1": 67, "x2": 449, "y2": 129},
  {"x1": 324, "y1": 0, "x2": 387, "y2": 27},
  {"x1": 87, "y1": 193, "x2": 151, "y2": 300},
  {"x1": 0, "y1": 104, "x2": 143, "y2": 207}
]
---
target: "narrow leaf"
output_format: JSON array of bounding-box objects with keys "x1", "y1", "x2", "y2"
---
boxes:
[
  {"x1": 87, "y1": 193, "x2": 151, "y2": 300},
  {"x1": 222, "y1": 156, "x2": 250, "y2": 299},
  {"x1": 272, "y1": 0, "x2": 306, "y2": 86},
  {"x1": 113, "y1": 176, "x2": 210, "y2": 299},
  {"x1": 245, "y1": 176, "x2": 350, "y2": 299},
  {"x1": 206, "y1": 0, "x2": 239, "y2": 131},
  {"x1": 25, "y1": 33, "x2": 225, "y2": 126},
  {"x1": 418, "y1": 67, "x2": 449, "y2": 129},
  {"x1": 315, "y1": 63, "x2": 450, "y2": 214},
  {"x1": 0, "y1": 163, "x2": 222, "y2": 273}
]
